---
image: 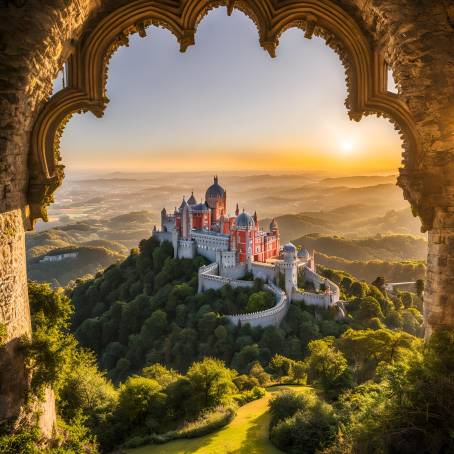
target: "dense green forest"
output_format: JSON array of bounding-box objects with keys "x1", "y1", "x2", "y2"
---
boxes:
[{"x1": 71, "y1": 237, "x2": 424, "y2": 384}]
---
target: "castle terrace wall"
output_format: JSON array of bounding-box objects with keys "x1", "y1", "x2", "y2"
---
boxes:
[
  {"x1": 227, "y1": 284, "x2": 289, "y2": 328},
  {"x1": 292, "y1": 289, "x2": 334, "y2": 309},
  {"x1": 153, "y1": 231, "x2": 172, "y2": 243},
  {"x1": 303, "y1": 266, "x2": 340, "y2": 296},
  {"x1": 219, "y1": 263, "x2": 247, "y2": 280},
  {"x1": 251, "y1": 262, "x2": 276, "y2": 282},
  {"x1": 177, "y1": 239, "x2": 196, "y2": 259}
]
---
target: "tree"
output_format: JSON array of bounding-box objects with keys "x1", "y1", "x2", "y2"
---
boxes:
[
  {"x1": 337, "y1": 328, "x2": 418, "y2": 383},
  {"x1": 141, "y1": 363, "x2": 181, "y2": 388},
  {"x1": 350, "y1": 281, "x2": 368, "y2": 298},
  {"x1": 59, "y1": 349, "x2": 117, "y2": 425},
  {"x1": 269, "y1": 390, "x2": 337, "y2": 454},
  {"x1": 140, "y1": 310, "x2": 167, "y2": 348},
  {"x1": 115, "y1": 376, "x2": 164, "y2": 428},
  {"x1": 305, "y1": 338, "x2": 352, "y2": 399},
  {"x1": 371, "y1": 276, "x2": 385, "y2": 291},
  {"x1": 356, "y1": 296, "x2": 384, "y2": 321},
  {"x1": 186, "y1": 358, "x2": 237, "y2": 411},
  {"x1": 245, "y1": 291, "x2": 273, "y2": 313}
]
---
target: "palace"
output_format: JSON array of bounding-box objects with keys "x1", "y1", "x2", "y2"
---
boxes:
[
  {"x1": 153, "y1": 176, "x2": 341, "y2": 327},
  {"x1": 155, "y1": 175, "x2": 280, "y2": 264}
]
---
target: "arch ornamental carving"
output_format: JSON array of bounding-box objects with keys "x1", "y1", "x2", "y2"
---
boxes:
[{"x1": 27, "y1": 0, "x2": 422, "y2": 228}]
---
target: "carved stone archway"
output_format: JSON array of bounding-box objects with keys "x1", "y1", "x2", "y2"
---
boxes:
[{"x1": 28, "y1": 0, "x2": 421, "y2": 229}]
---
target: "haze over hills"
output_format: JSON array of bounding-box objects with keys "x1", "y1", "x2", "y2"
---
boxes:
[{"x1": 27, "y1": 171, "x2": 427, "y2": 285}]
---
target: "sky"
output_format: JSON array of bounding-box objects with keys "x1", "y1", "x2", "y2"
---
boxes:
[{"x1": 58, "y1": 7, "x2": 402, "y2": 174}]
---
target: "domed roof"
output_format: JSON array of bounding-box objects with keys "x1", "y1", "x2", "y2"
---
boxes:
[
  {"x1": 236, "y1": 210, "x2": 255, "y2": 229},
  {"x1": 205, "y1": 176, "x2": 225, "y2": 200},
  {"x1": 187, "y1": 192, "x2": 197, "y2": 206},
  {"x1": 298, "y1": 247, "x2": 310, "y2": 260},
  {"x1": 283, "y1": 242, "x2": 297, "y2": 254}
]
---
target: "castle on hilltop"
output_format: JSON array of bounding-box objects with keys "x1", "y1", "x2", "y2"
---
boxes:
[{"x1": 153, "y1": 176, "x2": 341, "y2": 327}]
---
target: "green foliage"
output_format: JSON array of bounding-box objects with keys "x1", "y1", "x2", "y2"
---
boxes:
[
  {"x1": 58, "y1": 349, "x2": 117, "y2": 427},
  {"x1": 269, "y1": 390, "x2": 337, "y2": 454},
  {"x1": 116, "y1": 376, "x2": 164, "y2": 428},
  {"x1": 186, "y1": 358, "x2": 237, "y2": 412},
  {"x1": 305, "y1": 338, "x2": 353, "y2": 400},
  {"x1": 232, "y1": 386, "x2": 265, "y2": 405},
  {"x1": 122, "y1": 405, "x2": 236, "y2": 448},
  {"x1": 26, "y1": 282, "x2": 77, "y2": 395},
  {"x1": 0, "y1": 425, "x2": 41, "y2": 454},
  {"x1": 0, "y1": 323, "x2": 7, "y2": 346},
  {"x1": 245, "y1": 290, "x2": 274, "y2": 312}
]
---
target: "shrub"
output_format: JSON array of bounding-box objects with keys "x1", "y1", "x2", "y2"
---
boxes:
[
  {"x1": 233, "y1": 386, "x2": 265, "y2": 405},
  {"x1": 270, "y1": 392, "x2": 337, "y2": 454},
  {"x1": 269, "y1": 390, "x2": 313, "y2": 426}
]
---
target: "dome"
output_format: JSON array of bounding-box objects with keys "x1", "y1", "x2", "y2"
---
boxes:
[
  {"x1": 205, "y1": 176, "x2": 225, "y2": 200},
  {"x1": 298, "y1": 247, "x2": 310, "y2": 260},
  {"x1": 187, "y1": 192, "x2": 197, "y2": 206},
  {"x1": 283, "y1": 242, "x2": 297, "y2": 254},
  {"x1": 236, "y1": 211, "x2": 255, "y2": 229}
]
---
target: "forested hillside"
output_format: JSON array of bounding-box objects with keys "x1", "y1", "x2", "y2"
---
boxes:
[{"x1": 70, "y1": 237, "x2": 424, "y2": 385}]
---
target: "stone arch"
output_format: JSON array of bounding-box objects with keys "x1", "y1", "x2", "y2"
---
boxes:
[{"x1": 28, "y1": 0, "x2": 421, "y2": 230}]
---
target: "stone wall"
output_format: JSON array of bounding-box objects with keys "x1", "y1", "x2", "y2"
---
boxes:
[
  {"x1": 227, "y1": 284, "x2": 289, "y2": 328},
  {"x1": 0, "y1": 209, "x2": 30, "y2": 423}
]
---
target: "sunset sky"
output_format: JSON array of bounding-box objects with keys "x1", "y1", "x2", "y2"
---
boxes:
[{"x1": 59, "y1": 7, "x2": 402, "y2": 174}]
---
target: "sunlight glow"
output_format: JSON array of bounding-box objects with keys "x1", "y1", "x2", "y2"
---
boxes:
[{"x1": 340, "y1": 140, "x2": 355, "y2": 154}]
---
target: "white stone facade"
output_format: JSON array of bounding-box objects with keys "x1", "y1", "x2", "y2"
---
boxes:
[{"x1": 39, "y1": 252, "x2": 78, "y2": 263}]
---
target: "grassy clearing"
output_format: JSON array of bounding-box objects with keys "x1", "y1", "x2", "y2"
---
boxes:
[{"x1": 126, "y1": 385, "x2": 308, "y2": 454}]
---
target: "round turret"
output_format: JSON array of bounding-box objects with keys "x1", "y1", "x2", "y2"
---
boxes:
[
  {"x1": 283, "y1": 242, "x2": 297, "y2": 254},
  {"x1": 270, "y1": 217, "x2": 278, "y2": 231},
  {"x1": 297, "y1": 246, "x2": 310, "y2": 260},
  {"x1": 236, "y1": 210, "x2": 255, "y2": 230}
]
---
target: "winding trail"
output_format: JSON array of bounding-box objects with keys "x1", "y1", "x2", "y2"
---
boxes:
[{"x1": 127, "y1": 385, "x2": 307, "y2": 454}]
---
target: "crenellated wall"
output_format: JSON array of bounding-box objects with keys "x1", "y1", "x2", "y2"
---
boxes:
[{"x1": 227, "y1": 283, "x2": 289, "y2": 328}]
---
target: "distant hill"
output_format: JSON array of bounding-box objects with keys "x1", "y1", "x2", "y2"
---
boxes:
[
  {"x1": 262, "y1": 206, "x2": 423, "y2": 243},
  {"x1": 293, "y1": 233, "x2": 427, "y2": 262},
  {"x1": 314, "y1": 252, "x2": 426, "y2": 283},
  {"x1": 320, "y1": 175, "x2": 397, "y2": 187},
  {"x1": 25, "y1": 211, "x2": 156, "y2": 284},
  {"x1": 28, "y1": 246, "x2": 122, "y2": 286}
]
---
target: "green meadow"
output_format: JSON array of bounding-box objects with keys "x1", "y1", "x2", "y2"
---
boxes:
[{"x1": 127, "y1": 385, "x2": 308, "y2": 454}]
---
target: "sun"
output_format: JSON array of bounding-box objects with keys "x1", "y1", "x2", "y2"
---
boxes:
[{"x1": 340, "y1": 140, "x2": 355, "y2": 154}]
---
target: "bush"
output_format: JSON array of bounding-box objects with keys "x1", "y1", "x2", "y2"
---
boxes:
[
  {"x1": 269, "y1": 390, "x2": 312, "y2": 426},
  {"x1": 122, "y1": 405, "x2": 236, "y2": 448},
  {"x1": 270, "y1": 392, "x2": 337, "y2": 454},
  {"x1": 232, "y1": 386, "x2": 265, "y2": 405}
]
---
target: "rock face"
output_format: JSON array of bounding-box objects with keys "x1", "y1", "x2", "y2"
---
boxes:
[{"x1": 0, "y1": 0, "x2": 453, "y2": 429}]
